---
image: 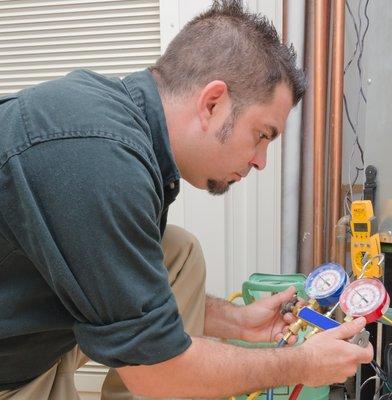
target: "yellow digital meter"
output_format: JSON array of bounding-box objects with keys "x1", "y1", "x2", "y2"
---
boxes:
[{"x1": 350, "y1": 200, "x2": 382, "y2": 278}]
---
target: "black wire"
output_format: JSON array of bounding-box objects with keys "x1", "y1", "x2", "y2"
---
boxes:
[
  {"x1": 343, "y1": 93, "x2": 358, "y2": 134},
  {"x1": 344, "y1": 0, "x2": 360, "y2": 75},
  {"x1": 358, "y1": 0, "x2": 371, "y2": 103},
  {"x1": 356, "y1": 0, "x2": 363, "y2": 72},
  {"x1": 371, "y1": 361, "x2": 388, "y2": 381},
  {"x1": 371, "y1": 360, "x2": 392, "y2": 391},
  {"x1": 343, "y1": 0, "x2": 371, "y2": 210},
  {"x1": 352, "y1": 166, "x2": 365, "y2": 186},
  {"x1": 343, "y1": 162, "x2": 364, "y2": 211},
  {"x1": 343, "y1": 0, "x2": 369, "y2": 158}
]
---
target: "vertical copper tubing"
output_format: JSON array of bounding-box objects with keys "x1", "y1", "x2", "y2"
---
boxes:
[
  {"x1": 328, "y1": 0, "x2": 346, "y2": 261},
  {"x1": 298, "y1": 1, "x2": 315, "y2": 275},
  {"x1": 313, "y1": 0, "x2": 329, "y2": 266},
  {"x1": 282, "y1": 0, "x2": 288, "y2": 43}
]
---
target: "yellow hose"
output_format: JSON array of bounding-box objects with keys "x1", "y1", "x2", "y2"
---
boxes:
[
  {"x1": 247, "y1": 391, "x2": 262, "y2": 400},
  {"x1": 227, "y1": 291, "x2": 243, "y2": 303}
]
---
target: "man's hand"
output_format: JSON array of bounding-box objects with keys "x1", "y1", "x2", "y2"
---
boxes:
[
  {"x1": 300, "y1": 317, "x2": 374, "y2": 387},
  {"x1": 236, "y1": 286, "x2": 300, "y2": 344}
]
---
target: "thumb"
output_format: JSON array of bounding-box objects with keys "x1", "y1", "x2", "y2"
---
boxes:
[
  {"x1": 263, "y1": 286, "x2": 297, "y2": 308},
  {"x1": 327, "y1": 317, "x2": 367, "y2": 340}
]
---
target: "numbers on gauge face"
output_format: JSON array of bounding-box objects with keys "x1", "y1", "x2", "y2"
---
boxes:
[
  {"x1": 340, "y1": 278, "x2": 389, "y2": 323},
  {"x1": 307, "y1": 266, "x2": 346, "y2": 299},
  {"x1": 346, "y1": 283, "x2": 381, "y2": 315},
  {"x1": 313, "y1": 270, "x2": 341, "y2": 294}
]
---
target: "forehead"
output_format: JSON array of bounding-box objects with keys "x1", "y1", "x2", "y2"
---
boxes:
[{"x1": 238, "y1": 83, "x2": 293, "y2": 133}]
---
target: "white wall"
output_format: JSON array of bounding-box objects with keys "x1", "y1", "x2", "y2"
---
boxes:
[{"x1": 343, "y1": 0, "x2": 392, "y2": 226}]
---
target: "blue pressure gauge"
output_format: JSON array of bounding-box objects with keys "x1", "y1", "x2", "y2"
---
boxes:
[{"x1": 305, "y1": 263, "x2": 349, "y2": 306}]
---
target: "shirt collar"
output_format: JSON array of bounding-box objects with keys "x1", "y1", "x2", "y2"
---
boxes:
[{"x1": 122, "y1": 69, "x2": 180, "y2": 187}]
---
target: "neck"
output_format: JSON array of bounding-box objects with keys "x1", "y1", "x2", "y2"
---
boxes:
[{"x1": 151, "y1": 71, "x2": 199, "y2": 183}]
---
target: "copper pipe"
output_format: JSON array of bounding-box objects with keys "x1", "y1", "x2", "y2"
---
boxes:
[
  {"x1": 328, "y1": 0, "x2": 346, "y2": 261},
  {"x1": 329, "y1": 0, "x2": 345, "y2": 258},
  {"x1": 282, "y1": 0, "x2": 288, "y2": 43},
  {"x1": 313, "y1": 0, "x2": 329, "y2": 266},
  {"x1": 299, "y1": 1, "x2": 315, "y2": 275}
]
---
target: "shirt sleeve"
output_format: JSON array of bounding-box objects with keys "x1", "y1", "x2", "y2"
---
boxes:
[{"x1": 2, "y1": 136, "x2": 191, "y2": 367}]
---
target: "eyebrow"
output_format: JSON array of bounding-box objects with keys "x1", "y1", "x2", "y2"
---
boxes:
[{"x1": 267, "y1": 125, "x2": 279, "y2": 140}]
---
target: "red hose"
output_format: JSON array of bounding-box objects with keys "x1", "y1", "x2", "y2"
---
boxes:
[{"x1": 289, "y1": 384, "x2": 304, "y2": 400}]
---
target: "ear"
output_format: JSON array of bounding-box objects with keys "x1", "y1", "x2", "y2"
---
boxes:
[{"x1": 196, "y1": 81, "x2": 229, "y2": 132}]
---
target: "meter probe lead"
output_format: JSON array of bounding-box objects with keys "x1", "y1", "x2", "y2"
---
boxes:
[{"x1": 359, "y1": 254, "x2": 385, "y2": 279}]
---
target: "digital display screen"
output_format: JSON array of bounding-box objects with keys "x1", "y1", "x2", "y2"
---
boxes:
[{"x1": 354, "y1": 223, "x2": 368, "y2": 232}]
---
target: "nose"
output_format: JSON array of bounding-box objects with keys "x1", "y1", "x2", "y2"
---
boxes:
[{"x1": 250, "y1": 143, "x2": 268, "y2": 171}]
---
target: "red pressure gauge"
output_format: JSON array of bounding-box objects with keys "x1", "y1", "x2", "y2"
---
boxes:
[{"x1": 340, "y1": 278, "x2": 390, "y2": 324}]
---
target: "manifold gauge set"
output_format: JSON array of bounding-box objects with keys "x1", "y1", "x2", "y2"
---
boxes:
[{"x1": 304, "y1": 262, "x2": 390, "y2": 325}]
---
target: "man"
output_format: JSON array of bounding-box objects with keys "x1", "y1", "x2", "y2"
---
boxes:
[{"x1": 0, "y1": 1, "x2": 373, "y2": 399}]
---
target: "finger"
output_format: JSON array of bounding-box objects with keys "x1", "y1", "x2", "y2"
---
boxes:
[
  {"x1": 287, "y1": 334, "x2": 298, "y2": 345},
  {"x1": 275, "y1": 332, "x2": 284, "y2": 342},
  {"x1": 263, "y1": 286, "x2": 297, "y2": 308},
  {"x1": 296, "y1": 298, "x2": 307, "y2": 307},
  {"x1": 283, "y1": 313, "x2": 297, "y2": 324},
  {"x1": 364, "y1": 343, "x2": 374, "y2": 363},
  {"x1": 326, "y1": 317, "x2": 367, "y2": 340},
  {"x1": 274, "y1": 329, "x2": 297, "y2": 345},
  {"x1": 355, "y1": 342, "x2": 374, "y2": 364},
  {"x1": 346, "y1": 341, "x2": 374, "y2": 365}
]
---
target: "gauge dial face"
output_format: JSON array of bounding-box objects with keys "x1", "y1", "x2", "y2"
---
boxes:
[
  {"x1": 340, "y1": 279, "x2": 388, "y2": 318},
  {"x1": 305, "y1": 263, "x2": 347, "y2": 299},
  {"x1": 344, "y1": 283, "x2": 381, "y2": 315}
]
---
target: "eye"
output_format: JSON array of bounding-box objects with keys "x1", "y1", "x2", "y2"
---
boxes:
[{"x1": 259, "y1": 132, "x2": 271, "y2": 141}]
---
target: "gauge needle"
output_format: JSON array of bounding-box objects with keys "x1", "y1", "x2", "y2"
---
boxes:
[
  {"x1": 320, "y1": 276, "x2": 331, "y2": 287},
  {"x1": 353, "y1": 289, "x2": 369, "y2": 304}
]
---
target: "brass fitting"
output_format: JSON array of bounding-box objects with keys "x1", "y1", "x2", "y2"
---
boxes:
[
  {"x1": 283, "y1": 318, "x2": 308, "y2": 342},
  {"x1": 283, "y1": 299, "x2": 322, "y2": 342},
  {"x1": 305, "y1": 327, "x2": 320, "y2": 340}
]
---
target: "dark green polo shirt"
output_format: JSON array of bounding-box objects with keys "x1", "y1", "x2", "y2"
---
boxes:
[{"x1": 0, "y1": 69, "x2": 191, "y2": 390}]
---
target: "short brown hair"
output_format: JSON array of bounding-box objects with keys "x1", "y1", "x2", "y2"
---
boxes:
[{"x1": 151, "y1": 0, "x2": 306, "y2": 114}]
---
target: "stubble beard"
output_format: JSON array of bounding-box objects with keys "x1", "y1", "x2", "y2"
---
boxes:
[
  {"x1": 207, "y1": 179, "x2": 235, "y2": 195},
  {"x1": 206, "y1": 114, "x2": 236, "y2": 196}
]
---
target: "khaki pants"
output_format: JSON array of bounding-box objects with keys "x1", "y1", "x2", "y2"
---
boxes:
[{"x1": 0, "y1": 225, "x2": 206, "y2": 400}]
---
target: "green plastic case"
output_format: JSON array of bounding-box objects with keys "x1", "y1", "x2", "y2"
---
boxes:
[{"x1": 242, "y1": 273, "x2": 308, "y2": 305}]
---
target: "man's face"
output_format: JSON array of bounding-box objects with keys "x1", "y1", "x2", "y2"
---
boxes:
[{"x1": 201, "y1": 82, "x2": 293, "y2": 195}]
